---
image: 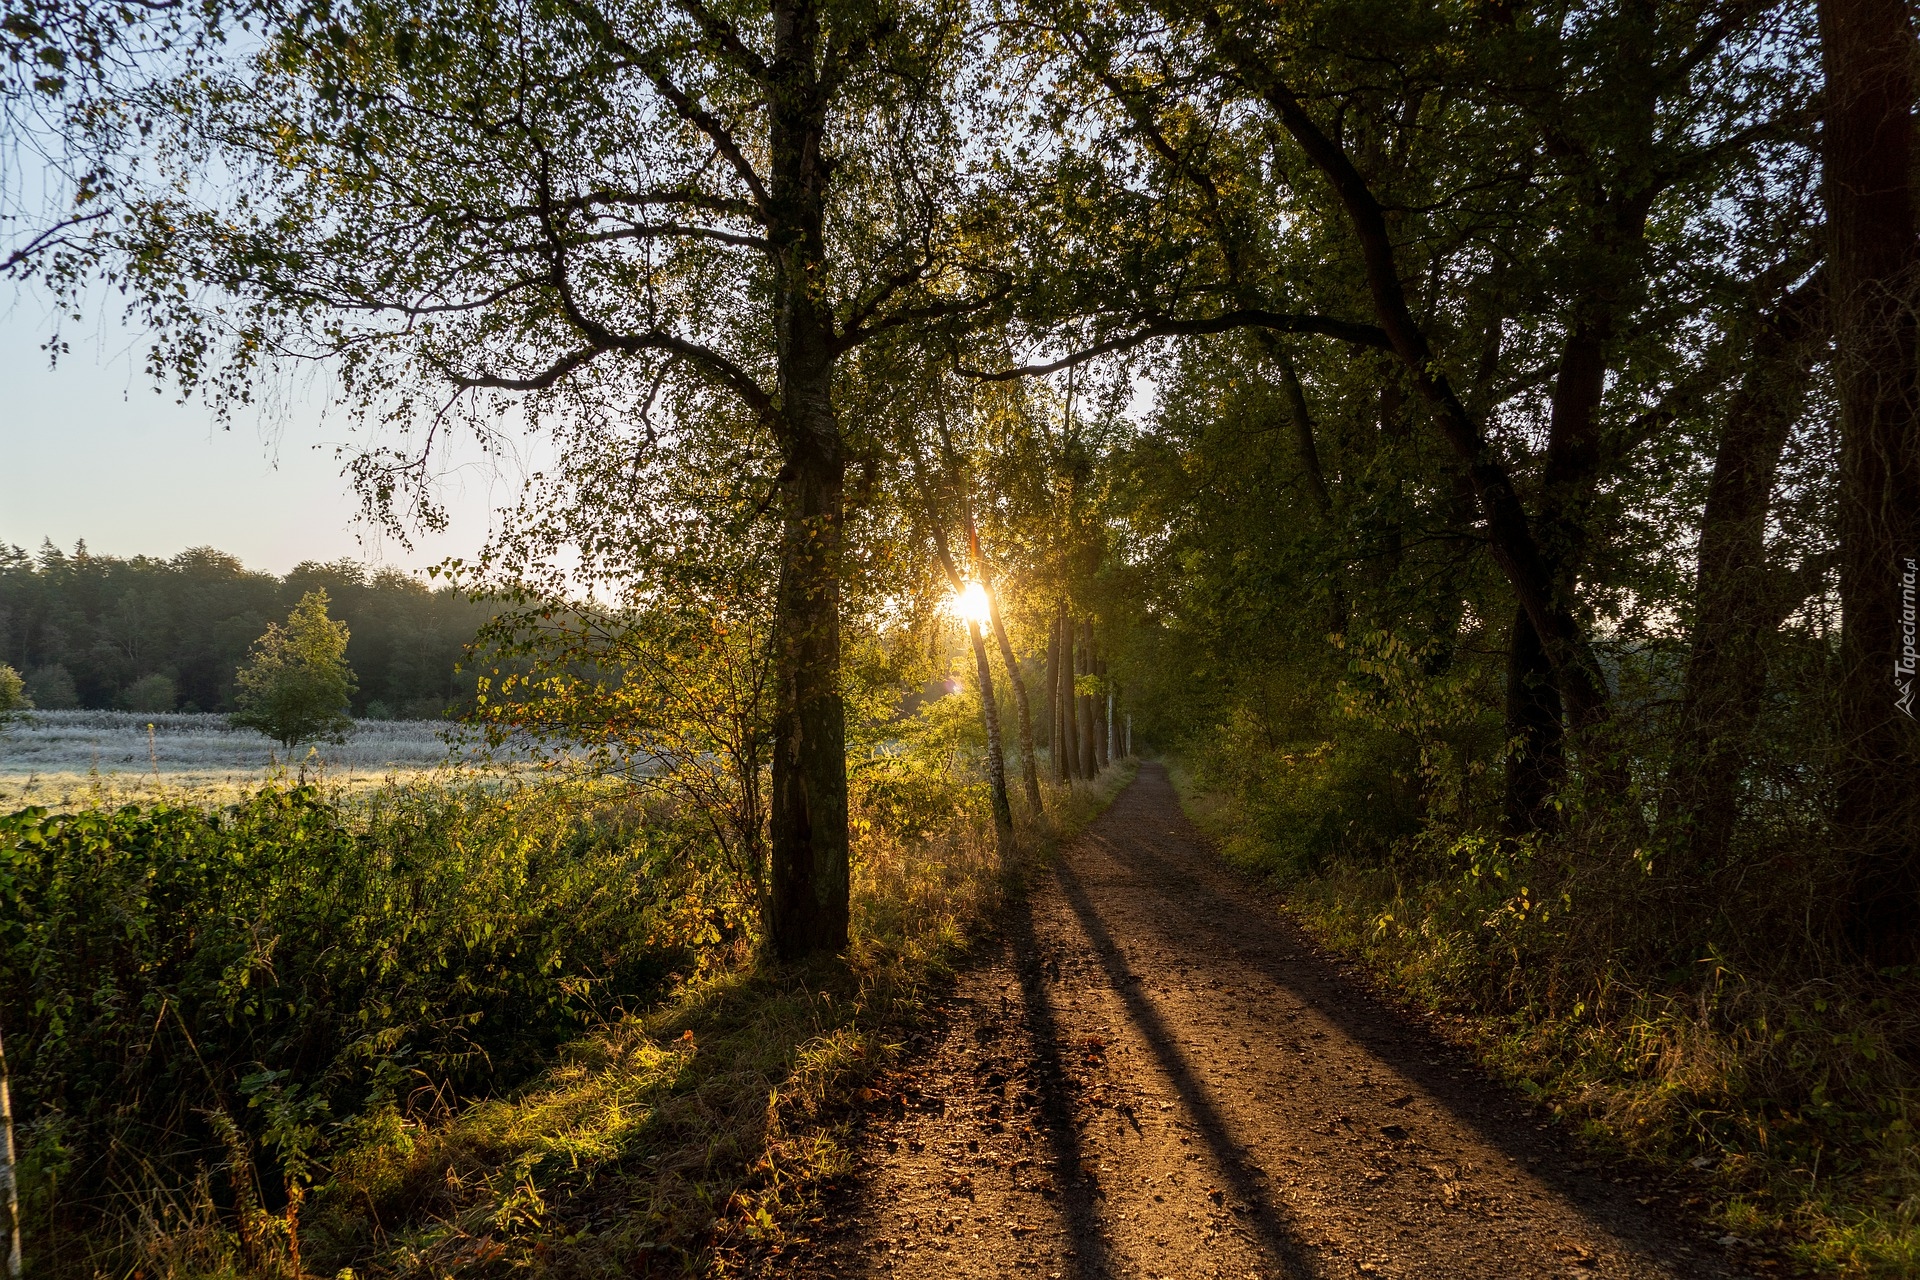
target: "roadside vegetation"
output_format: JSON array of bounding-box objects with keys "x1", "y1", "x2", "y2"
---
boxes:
[{"x1": 3, "y1": 679, "x2": 1133, "y2": 1278}]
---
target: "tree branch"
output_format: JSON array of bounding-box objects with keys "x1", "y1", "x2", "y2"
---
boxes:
[{"x1": 961, "y1": 308, "x2": 1389, "y2": 380}]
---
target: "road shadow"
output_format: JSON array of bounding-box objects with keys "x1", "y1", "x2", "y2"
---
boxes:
[
  {"x1": 1002, "y1": 892, "x2": 1122, "y2": 1280},
  {"x1": 1081, "y1": 763, "x2": 1717, "y2": 1272},
  {"x1": 1031, "y1": 854, "x2": 1328, "y2": 1278}
]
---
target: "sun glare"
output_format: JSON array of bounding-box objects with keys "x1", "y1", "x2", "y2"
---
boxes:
[{"x1": 952, "y1": 580, "x2": 993, "y2": 626}]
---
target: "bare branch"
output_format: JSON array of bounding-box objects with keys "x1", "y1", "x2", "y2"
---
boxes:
[{"x1": 962, "y1": 308, "x2": 1390, "y2": 379}]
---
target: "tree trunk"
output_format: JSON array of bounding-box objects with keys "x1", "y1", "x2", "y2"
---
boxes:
[
  {"x1": 969, "y1": 618, "x2": 1016, "y2": 859},
  {"x1": 1504, "y1": 607, "x2": 1565, "y2": 833},
  {"x1": 1078, "y1": 621, "x2": 1098, "y2": 777},
  {"x1": 969, "y1": 526, "x2": 1044, "y2": 818},
  {"x1": 1096, "y1": 653, "x2": 1111, "y2": 770},
  {"x1": 931, "y1": 523, "x2": 1015, "y2": 861},
  {"x1": 767, "y1": 423, "x2": 850, "y2": 961},
  {"x1": 1046, "y1": 609, "x2": 1062, "y2": 772},
  {"x1": 1059, "y1": 610, "x2": 1075, "y2": 782},
  {"x1": 1105, "y1": 686, "x2": 1116, "y2": 765},
  {"x1": 764, "y1": 0, "x2": 849, "y2": 961},
  {"x1": 1664, "y1": 273, "x2": 1824, "y2": 870},
  {"x1": 1821, "y1": 0, "x2": 1920, "y2": 962},
  {"x1": 1, "y1": 1022, "x2": 19, "y2": 1280}
]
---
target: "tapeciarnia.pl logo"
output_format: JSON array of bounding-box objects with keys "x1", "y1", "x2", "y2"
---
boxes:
[{"x1": 1900, "y1": 556, "x2": 1918, "y2": 719}]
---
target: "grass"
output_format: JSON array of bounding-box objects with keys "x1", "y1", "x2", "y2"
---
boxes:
[
  {"x1": 129, "y1": 759, "x2": 1137, "y2": 1280},
  {"x1": 1169, "y1": 759, "x2": 1920, "y2": 1277}
]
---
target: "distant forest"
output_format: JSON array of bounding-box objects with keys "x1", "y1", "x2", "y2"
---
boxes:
[{"x1": 0, "y1": 541, "x2": 495, "y2": 718}]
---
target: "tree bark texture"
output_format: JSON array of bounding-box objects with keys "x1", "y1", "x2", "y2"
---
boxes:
[
  {"x1": 1821, "y1": 0, "x2": 1920, "y2": 961},
  {"x1": 768, "y1": 421, "x2": 850, "y2": 960}
]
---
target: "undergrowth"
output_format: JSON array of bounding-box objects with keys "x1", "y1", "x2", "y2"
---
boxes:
[
  {"x1": 4, "y1": 719, "x2": 1135, "y2": 1279},
  {"x1": 298, "y1": 761, "x2": 1134, "y2": 1280},
  {"x1": 1172, "y1": 758, "x2": 1920, "y2": 1277}
]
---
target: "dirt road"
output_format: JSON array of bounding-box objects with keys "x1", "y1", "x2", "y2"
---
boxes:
[{"x1": 789, "y1": 764, "x2": 1744, "y2": 1280}]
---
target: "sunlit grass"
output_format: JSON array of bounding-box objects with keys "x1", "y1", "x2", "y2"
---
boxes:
[{"x1": 296, "y1": 761, "x2": 1136, "y2": 1280}]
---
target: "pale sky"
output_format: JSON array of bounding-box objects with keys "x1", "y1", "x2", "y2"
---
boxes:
[{"x1": 1, "y1": 287, "x2": 521, "y2": 576}]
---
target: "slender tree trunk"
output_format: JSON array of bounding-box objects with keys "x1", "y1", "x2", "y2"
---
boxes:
[
  {"x1": 969, "y1": 527, "x2": 1044, "y2": 818},
  {"x1": 1046, "y1": 610, "x2": 1061, "y2": 770},
  {"x1": 1096, "y1": 652, "x2": 1111, "y2": 770},
  {"x1": 1664, "y1": 273, "x2": 1824, "y2": 870},
  {"x1": 1, "y1": 1023, "x2": 19, "y2": 1280},
  {"x1": 1105, "y1": 687, "x2": 1116, "y2": 765},
  {"x1": 1821, "y1": 0, "x2": 1920, "y2": 961},
  {"x1": 1058, "y1": 607, "x2": 1078, "y2": 780},
  {"x1": 969, "y1": 618, "x2": 1016, "y2": 859},
  {"x1": 1078, "y1": 621, "x2": 1098, "y2": 777},
  {"x1": 931, "y1": 524, "x2": 1014, "y2": 860}
]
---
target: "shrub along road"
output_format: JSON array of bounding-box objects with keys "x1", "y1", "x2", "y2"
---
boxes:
[{"x1": 787, "y1": 764, "x2": 1740, "y2": 1279}]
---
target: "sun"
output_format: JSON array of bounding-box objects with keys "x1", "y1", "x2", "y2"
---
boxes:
[{"x1": 951, "y1": 580, "x2": 993, "y2": 626}]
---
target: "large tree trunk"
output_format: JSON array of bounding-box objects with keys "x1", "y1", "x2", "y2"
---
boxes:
[
  {"x1": 767, "y1": 420, "x2": 850, "y2": 960},
  {"x1": 1504, "y1": 608, "x2": 1565, "y2": 833},
  {"x1": 764, "y1": 0, "x2": 849, "y2": 961},
  {"x1": 1821, "y1": 0, "x2": 1920, "y2": 962},
  {"x1": 1664, "y1": 274, "x2": 1824, "y2": 871}
]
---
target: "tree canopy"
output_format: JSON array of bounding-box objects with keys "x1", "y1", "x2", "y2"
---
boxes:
[{"x1": 15, "y1": 0, "x2": 1917, "y2": 967}]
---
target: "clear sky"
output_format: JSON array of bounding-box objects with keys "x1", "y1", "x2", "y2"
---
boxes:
[{"x1": 2, "y1": 286, "x2": 514, "y2": 577}]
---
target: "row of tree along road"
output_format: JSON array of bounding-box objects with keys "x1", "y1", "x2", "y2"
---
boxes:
[{"x1": 1, "y1": 0, "x2": 1914, "y2": 973}]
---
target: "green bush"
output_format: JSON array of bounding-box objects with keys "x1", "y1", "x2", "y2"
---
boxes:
[
  {"x1": 23, "y1": 665, "x2": 77, "y2": 710},
  {"x1": 0, "y1": 662, "x2": 27, "y2": 722},
  {"x1": 0, "y1": 779, "x2": 738, "y2": 1275},
  {"x1": 115, "y1": 672, "x2": 178, "y2": 712}
]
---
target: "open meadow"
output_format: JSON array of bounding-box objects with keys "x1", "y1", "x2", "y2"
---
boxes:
[{"x1": 0, "y1": 709, "x2": 520, "y2": 809}]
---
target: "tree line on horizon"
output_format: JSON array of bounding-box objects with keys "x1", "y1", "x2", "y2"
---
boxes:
[{"x1": 0, "y1": 541, "x2": 495, "y2": 719}]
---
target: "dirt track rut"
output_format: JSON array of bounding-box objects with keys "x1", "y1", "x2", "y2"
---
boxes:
[{"x1": 787, "y1": 763, "x2": 1743, "y2": 1279}]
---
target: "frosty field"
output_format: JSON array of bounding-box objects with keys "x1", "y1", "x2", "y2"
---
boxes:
[{"x1": 0, "y1": 710, "x2": 517, "y2": 809}]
